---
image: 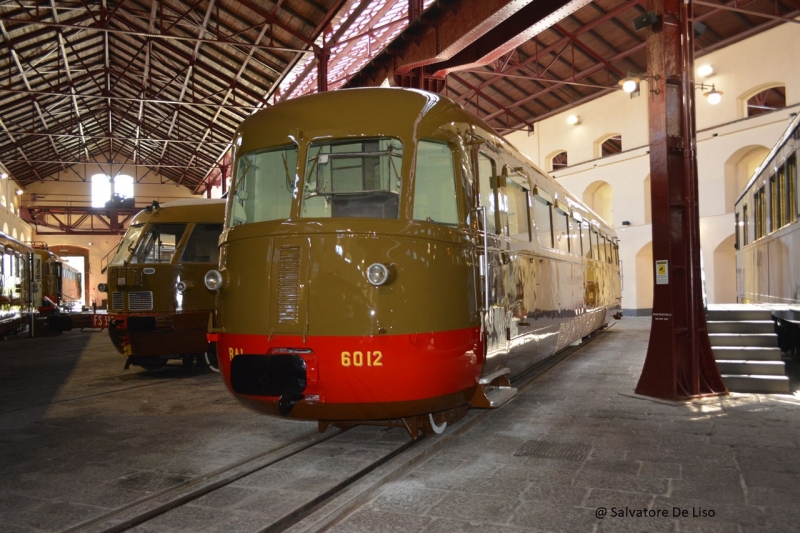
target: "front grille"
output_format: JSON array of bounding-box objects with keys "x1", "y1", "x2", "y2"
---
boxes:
[
  {"x1": 111, "y1": 292, "x2": 123, "y2": 310},
  {"x1": 277, "y1": 245, "x2": 301, "y2": 323},
  {"x1": 128, "y1": 291, "x2": 153, "y2": 311}
]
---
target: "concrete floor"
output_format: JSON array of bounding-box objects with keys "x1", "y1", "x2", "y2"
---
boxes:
[
  {"x1": 0, "y1": 330, "x2": 318, "y2": 532},
  {"x1": 2, "y1": 319, "x2": 800, "y2": 533},
  {"x1": 321, "y1": 318, "x2": 800, "y2": 533}
]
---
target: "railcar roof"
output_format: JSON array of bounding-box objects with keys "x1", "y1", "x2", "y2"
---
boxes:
[{"x1": 129, "y1": 198, "x2": 226, "y2": 226}]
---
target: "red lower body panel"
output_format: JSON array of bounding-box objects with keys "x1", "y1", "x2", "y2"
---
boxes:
[{"x1": 213, "y1": 327, "x2": 483, "y2": 421}]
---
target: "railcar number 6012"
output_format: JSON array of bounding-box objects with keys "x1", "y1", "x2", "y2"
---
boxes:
[{"x1": 341, "y1": 351, "x2": 383, "y2": 367}]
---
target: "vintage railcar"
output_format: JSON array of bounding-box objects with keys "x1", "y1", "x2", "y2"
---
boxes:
[
  {"x1": 29, "y1": 243, "x2": 82, "y2": 312},
  {"x1": 734, "y1": 112, "x2": 800, "y2": 355},
  {"x1": 0, "y1": 232, "x2": 31, "y2": 335},
  {"x1": 1, "y1": 233, "x2": 82, "y2": 335},
  {"x1": 206, "y1": 88, "x2": 621, "y2": 435},
  {"x1": 101, "y1": 199, "x2": 225, "y2": 370}
]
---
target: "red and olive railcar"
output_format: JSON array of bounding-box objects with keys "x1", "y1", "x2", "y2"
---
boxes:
[{"x1": 206, "y1": 88, "x2": 621, "y2": 435}]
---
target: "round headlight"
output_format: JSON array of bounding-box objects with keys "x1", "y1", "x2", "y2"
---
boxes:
[
  {"x1": 204, "y1": 270, "x2": 223, "y2": 291},
  {"x1": 366, "y1": 263, "x2": 389, "y2": 286},
  {"x1": 97, "y1": 283, "x2": 107, "y2": 293}
]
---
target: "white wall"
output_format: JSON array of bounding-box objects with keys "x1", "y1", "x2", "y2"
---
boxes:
[
  {"x1": 1, "y1": 176, "x2": 33, "y2": 242},
  {"x1": 507, "y1": 22, "x2": 800, "y2": 312}
]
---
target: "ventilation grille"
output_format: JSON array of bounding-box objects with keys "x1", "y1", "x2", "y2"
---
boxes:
[
  {"x1": 128, "y1": 291, "x2": 153, "y2": 311},
  {"x1": 111, "y1": 292, "x2": 123, "y2": 311},
  {"x1": 277, "y1": 245, "x2": 301, "y2": 323}
]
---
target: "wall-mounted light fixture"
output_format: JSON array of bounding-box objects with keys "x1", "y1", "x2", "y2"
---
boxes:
[
  {"x1": 619, "y1": 74, "x2": 640, "y2": 93},
  {"x1": 15, "y1": 189, "x2": 23, "y2": 196},
  {"x1": 567, "y1": 114, "x2": 581, "y2": 126},
  {"x1": 697, "y1": 83, "x2": 723, "y2": 104},
  {"x1": 619, "y1": 73, "x2": 660, "y2": 96},
  {"x1": 0, "y1": 172, "x2": 7, "y2": 179}
]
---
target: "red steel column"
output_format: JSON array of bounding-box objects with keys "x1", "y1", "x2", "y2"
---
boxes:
[{"x1": 635, "y1": 0, "x2": 727, "y2": 400}]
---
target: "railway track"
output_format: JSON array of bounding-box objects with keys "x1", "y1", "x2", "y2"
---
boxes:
[{"x1": 61, "y1": 324, "x2": 611, "y2": 533}]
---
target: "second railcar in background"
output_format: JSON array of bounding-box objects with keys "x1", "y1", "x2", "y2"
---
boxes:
[
  {"x1": 735, "y1": 112, "x2": 800, "y2": 356},
  {"x1": 206, "y1": 88, "x2": 621, "y2": 436},
  {"x1": 102, "y1": 199, "x2": 225, "y2": 370},
  {"x1": 30, "y1": 243, "x2": 82, "y2": 312}
]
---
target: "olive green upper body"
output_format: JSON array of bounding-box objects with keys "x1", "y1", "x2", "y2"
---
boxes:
[
  {"x1": 106, "y1": 199, "x2": 225, "y2": 314},
  {"x1": 217, "y1": 88, "x2": 619, "y2": 344}
]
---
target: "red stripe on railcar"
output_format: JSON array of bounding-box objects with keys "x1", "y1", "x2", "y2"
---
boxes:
[{"x1": 216, "y1": 327, "x2": 483, "y2": 405}]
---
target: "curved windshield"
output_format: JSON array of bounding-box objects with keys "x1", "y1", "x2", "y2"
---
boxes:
[
  {"x1": 230, "y1": 145, "x2": 298, "y2": 227},
  {"x1": 301, "y1": 138, "x2": 402, "y2": 219},
  {"x1": 109, "y1": 224, "x2": 144, "y2": 266}
]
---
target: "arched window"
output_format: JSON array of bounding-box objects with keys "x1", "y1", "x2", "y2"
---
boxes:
[
  {"x1": 92, "y1": 174, "x2": 134, "y2": 207},
  {"x1": 550, "y1": 151, "x2": 568, "y2": 171},
  {"x1": 746, "y1": 85, "x2": 785, "y2": 117},
  {"x1": 600, "y1": 135, "x2": 622, "y2": 157}
]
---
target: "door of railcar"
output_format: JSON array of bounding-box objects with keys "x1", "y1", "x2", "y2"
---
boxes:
[
  {"x1": 475, "y1": 151, "x2": 509, "y2": 374},
  {"x1": 496, "y1": 165, "x2": 540, "y2": 375}
]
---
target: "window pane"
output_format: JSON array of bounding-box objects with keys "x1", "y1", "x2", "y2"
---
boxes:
[
  {"x1": 413, "y1": 141, "x2": 458, "y2": 225},
  {"x1": 788, "y1": 153, "x2": 797, "y2": 224},
  {"x1": 115, "y1": 175, "x2": 134, "y2": 200},
  {"x1": 594, "y1": 231, "x2": 605, "y2": 262},
  {"x1": 477, "y1": 153, "x2": 497, "y2": 233},
  {"x1": 533, "y1": 196, "x2": 552, "y2": 248},
  {"x1": 742, "y1": 204, "x2": 749, "y2": 245},
  {"x1": 180, "y1": 224, "x2": 223, "y2": 263},
  {"x1": 569, "y1": 217, "x2": 580, "y2": 255},
  {"x1": 506, "y1": 181, "x2": 530, "y2": 241},
  {"x1": 91, "y1": 174, "x2": 111, "y2": 207},
  {"x1": 110, "y1": 224, "x2": 144, "y2": 265},
  {"x1": 581, "y1": 221, "x2": 591, "y2": 258},
  {"x1": 131, "y1": 224, "x2": 186, "y2": 264},
  {"x1": 555, "y1": 211, "x2": 570, "y2": 253},
  {"x1": 301, "y1": 138, "x2": 402, "y2": 219},
  {"x1": 231, "y1": 145, "x2": 298, "y2": 226}
]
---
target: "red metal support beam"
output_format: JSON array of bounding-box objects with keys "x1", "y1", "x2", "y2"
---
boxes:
[{"x1": 635, "y1": 0, "x2": 727, "y2": 400}]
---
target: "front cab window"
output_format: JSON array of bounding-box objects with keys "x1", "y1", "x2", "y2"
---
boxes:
[
  {"x1": 230, "y1": 144, "x2": 298, "y2": 227},
  {"x1": 301, "y1": 137, "x2": 403, "y2": 219}
]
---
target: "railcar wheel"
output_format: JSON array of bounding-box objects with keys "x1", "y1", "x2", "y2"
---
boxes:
[
  {"x1": 425, "y1": 413, "x2": 447, "y2": 434},
  {"x1": 204, "y1": 343, "x2": 219, "y2": 372}
]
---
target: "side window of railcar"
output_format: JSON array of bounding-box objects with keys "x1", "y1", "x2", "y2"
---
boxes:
[
  {"x1": 132, "y1": 224, "x2": 187, "y2": 264},
  {"x1": 504, "y1": 175, "x2": 531, "y2": 241},
  {"x1": 533, "y1": 192, "x2": 553, "y2": 248},
  {"x1": 301, "y1": 138, "x2": 402, "y2": 220},
  {"x1": 769, "y1": 172, "x2": 781, "y2": 232},
  {"x1": 232, "y1": 144, "x2": 298, "y2": 226},
  {"x1": 569, "y1": 217, "x2": 581, "y2": 256},
  {"x1": 742, "y1": 205, "x2": 748, "y2": 246},
  {"x1": 180, "y1": 224, "x2": 224, "y2": 263},
  {"x1": 755, "y1": 186, "x2": 766, "y2": 239},
  {"x1": 554, "y1": 207, "x2": 570, "y2": 254},
  {"x1": 788, "y1": 153, "x2": 798, "y2": 224},
  {"x1": 477, "y1": 153, "x2": 498, "y2": 233},
  {"x1": 604, "y1": 236, "x2": 612, "y2": 264},
  {"x1": 594, "y1": 230, "x2": 605, "y2": 262},
  {"x1": 580, "y1": 220, "x2": 591, "y2": 258},
  {"x1": 413, "y1": 141, "x2": 458, "y2": 225}
]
